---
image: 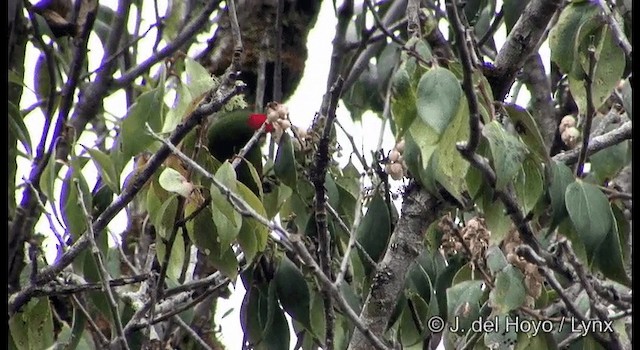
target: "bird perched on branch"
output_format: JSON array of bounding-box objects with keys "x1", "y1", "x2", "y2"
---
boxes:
[{"x1": 206, "y1": 110, "x2": 274, "y2": 196}]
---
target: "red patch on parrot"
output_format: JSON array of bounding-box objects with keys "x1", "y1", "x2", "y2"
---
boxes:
[{"x1": 247, "y1": 113, "x2": 274, "y2": 133}]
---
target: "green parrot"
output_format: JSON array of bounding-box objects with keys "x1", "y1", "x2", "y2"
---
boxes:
[{"x1": 206, "y1": 110, "x2": 274, "y2": 196}]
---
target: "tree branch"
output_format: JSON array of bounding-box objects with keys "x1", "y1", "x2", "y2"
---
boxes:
[
  {"x1": 596, "y1": 0, "x2": 632, "y2": 60},
  {"x1": 9, "y1": 73, "x2": 245, "y2": 316},
  {"x1": 112, "y1": 0, "x2": 221, "y2": 89},
  {"x1": 348, "y1": 185, "x2": 445, "y2": 350},
  {"x1": 520, "y1": 53, "x2": 557, "y2": 151},
  {"x1": 486, "y1": 0, "x2": 562, "y2": 101},
  {"x1": 76, "y1": 182, "x2": 130, "y2": 350},
  {"x1": 552, "y1": 121, "x2": 632, "y2": 165}
]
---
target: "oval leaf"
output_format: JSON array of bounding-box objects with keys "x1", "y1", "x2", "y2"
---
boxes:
[
  {"x1": 159, "y1": 167, "x2": 194, "y2": 197},
  {"x1": 355, "y1": 192, "x2": 392, "y2": 275},
  {"x1": 275, "y1": 256, "x2": 312, "y2": 333},
  {"x1": 489, "y1": 265, "x2": 526, "y2": 314},
  {"x1": 210, "y1": 162, "x2": 243, "y2": 251},
  {"x1": 416, "y1": 67, "x2": 463, "y2": 136},
  {"x1": 482, "y1": 120, "x2": 529, "y2": 191},
  {"x1": 274, "y1": 132, "x2": 297, "y2": 188},
  {"x1": 564, "y1": 180, "x2": 612, "y2": 262}
]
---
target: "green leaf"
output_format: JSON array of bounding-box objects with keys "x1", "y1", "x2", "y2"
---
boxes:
[
  {"x1": 9, "y1": 297, "x2": 55, "y2": 350},
  {"x1": 446, "y1": 280, "x2": 485, "y2": 335},
  {"x1": 589, "y1": 123, "x2": 630, "y2": 182},
  {"x1": 236, "y1": 182, "x2": 269, "y2": 264},
  {"x1": 84, "y1": 147, "x2": 120, "y2": 193},
  {"x1": 433, "y1": 98, "x2": 470, "y2": 201},
  {"x1": 184, "y1": 199, "x2": 214, "y2": 255},
  {"x1": 155, "y1": 225, "x2": 185, "y2": 282},
  {"x1": 153, "y1": 194, "x2": 179, "y2": 239},
  {"x1": 569, "y1": 24, "x2": 626, "y2": 114},
  {"x1": 489, "y1": 265, "x2": 526, "y2": 314},
  {"x1": 60, "y1": 165, "x2": 92, "y2": 240},
  {"x1": 274, "y1": 132, "x2": 298, "y2": 188},
  {"x1": 548, "y1": 161, "x2": 574, "y2": 231},
  {"x1": 486, "y1": 246, "x2": 508, "y2": 275},
  {"x1": 159, "y1": 167, "x2": 194, "y2": 197},
  {"x1": 483, "y1": 313, "x2": 519, "y2": 349},
  {"x1": 242, "y1": 283, "x2": 290, "y2": 350},
  {"x1": 93, "y1": 5, "x2": 117, "y2": 46},
  {"x1": 403, "y1": 119, "x2": 439, "y2": 193},
  {"x1": 483, "y1": 121, "x2": 530, "y2": 190},
  {"x1": 549, "y1": 2, "x2": 599, "y2": 73},
  {"x1": 162, "y1": 0, "x2": 185, "y2": 42},
  {"x1": 514, "y1": 155, "x2": 544, "y2": 215},
  {"x1": 504, "y1": 0, "x2": 530, "y2": 33},
  {"x1": 9, "y1": 101, "x2": 32, "y2": 157},
  {"x1": 390, "y1": 62, "x2": 418, "y2": 138},
  {"x1": 503, "y1": 104, "x2": 549, "y2": 164},
  {"x1": 565, "y1": 180, "x2": 613, "y2": 262},
  {"x1": 416, "y1": 67, "x2": 463, "y2": 136},
  {"x1": 34, "y1": 53, "x2": 53, "y2": 109},
  {"x1": 593, "y1": 204, "x2": 630, "y2": 285},
  {"x1": 118, "y1": 86, "x2": 165, "y2": 160},
  {"x1": 275, "y1": 257, "x2": 312, "y2": 333},
  {"x1": 355, "y1": 193, "x2": 392, "y2": 275},
  {"x1": 480, "y1": 190, "x2": 511, "y2": 244},
  {"x1": 210, "y1": 162, "x2": 243, "y2": 251},
  {"x1": 185, "y1": 57, "x2": 217, "y2": 98},
  {"x1": 263, "y1": 183, "x2": 293, "y2": 219}
]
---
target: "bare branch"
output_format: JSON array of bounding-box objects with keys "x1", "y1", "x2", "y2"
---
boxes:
[
  {"x1": 596, "y1": 0, "x2": 632, "y2": 59},
  {"x1": 76, "y1": 182, "x2": 129, "y2": 350},
  {"x1": 113, "y1": 0, "x2": 221, "y2": 89},
  {"x1": 575, "y1": 41, "x2": 598, "y2": 177},
  {"x1": 173, "y1": 315, "x2": 215, "y2": 350},
  {"x1": 348, "y1": 185, "x2": 444, "y2": 350},
  {"x1": 9, "y1": 73, "x2": 245, "y2": 315},
  {"x1": 552, "y1": 121, "x2": 632, "y2": 165},
  {"x1": 487, "y1": 0, "x2": 562, "y2": 101},
  {"x1": 445, "y1": 0, "x2": 482, "y2": 154}
]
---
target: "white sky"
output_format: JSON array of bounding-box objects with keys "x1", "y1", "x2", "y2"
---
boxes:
[{"x1": 16, "y1": 0, "x2": 547, "y2": 348}]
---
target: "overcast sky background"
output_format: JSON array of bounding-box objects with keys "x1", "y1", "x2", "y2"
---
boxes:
[{"x1": 17, "y1": 0, "x2": 545, "y2": 348}]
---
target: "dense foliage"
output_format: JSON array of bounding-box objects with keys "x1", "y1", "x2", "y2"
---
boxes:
[{"x1": 8, "y1": 0, "x2": 632, "y2": 349}]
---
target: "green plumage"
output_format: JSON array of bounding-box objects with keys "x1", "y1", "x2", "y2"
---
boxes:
[{"x1": 207, "y1": 110, "x2": 264, "y2": 195}]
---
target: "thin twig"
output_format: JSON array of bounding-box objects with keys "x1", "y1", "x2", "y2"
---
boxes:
[
  {"x1": 477, "y1": 7, "x2": 504, "y2": 48},
  {"x1": 560, "y1": 240, "x2": 622, "y2": 348},
  {"x1": 113, "y1": 0, "x2": 220, "y2": 88},
  {"x1": 553, "y1": 121, "x2": 632, "y2": 165},
  {"x1": 273, "y1": 0, "x2": 284, "y2": 103},
  {"x1": 81, "y1": 22, "x2": 160, "y2": 80},
  {"x1": 71, "y1": 294, "x2": 110, "y2": 346},
  {"x1": 147, "y1": 123, "x2": 388, "y2": 349},
  {"x1": 575, "y1": 40, "x2": 597, "y2": 177},
  {"x1": 326, "y1": 203, "x2": 377, "y2": 269},
  {"x1": 226, "y1": 0, "x2": 243, "y2": 68},
  {"x1": 311, "y1": 78, "x2": 345, "y2": 350},
  {"x1": 335, "y1": 120, "x2": 369, "y2": 172},
  {"x1": 76, "y1": 181, "x2": 130, "y2": 350},
  {"x1": 173, "y1": 315, "x2": 215, "y2": 350},
  {"x1": 446, "y1": 0, "x2": 481, "y2": 154},
  {"x1": 334, "y1": 182, "x2": 365, "y2": 286},
  {"x1": 596, "y1": 0, "x2": 632, "y2": 59},
  {"x1": 9, "y1": 75, "x2": 244, "y2": 315}
]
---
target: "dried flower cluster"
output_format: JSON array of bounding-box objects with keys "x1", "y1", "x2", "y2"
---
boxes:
[
  {"x1": 439, "y1": 216, "x2": 490, "y2": 262},
  {"x1": 502, "y1": 227, "x2": 543, "y2": 307}
]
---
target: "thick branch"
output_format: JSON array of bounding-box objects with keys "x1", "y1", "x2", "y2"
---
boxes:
[
  {"x1": 521, "y1": 54, "x2": 556, "y2": 151},
  {"x1": 487, "y1": 0, "x2": 561, "y2": 101},
  {"x1": 348, "y1": 185, "x2": 445, "y2": 350}
]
